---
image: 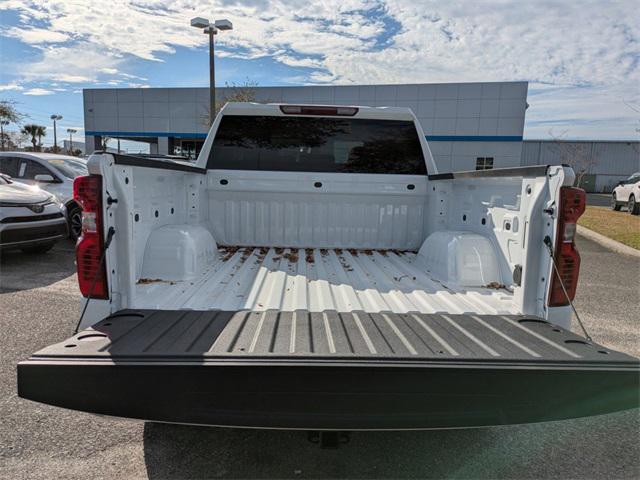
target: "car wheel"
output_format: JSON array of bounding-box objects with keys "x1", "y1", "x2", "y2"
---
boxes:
[
  {"x1": 611, "y1": 193, "x2": 621, "y2": 211},
  {"x1": 21, "y1": 242, "x2": 55, "y2": 254},
  {"x1": 68, "y1": 204, "x2": 83, "y2": 240},
  {"x1": 629, "y1": 195, "x2": 640, "y2": 215}
]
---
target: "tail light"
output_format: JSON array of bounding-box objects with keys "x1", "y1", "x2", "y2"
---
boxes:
[
  {"x1": 73, "y1": 175, "x2": 109, "y2": 299},
  {"x1": 548, "y1": 187, "x2": 586, "y2": 306}
]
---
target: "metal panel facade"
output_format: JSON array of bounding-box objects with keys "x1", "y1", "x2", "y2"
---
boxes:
[{"x1": 522, "y1": 140, "x2": 640, "y2": 192}]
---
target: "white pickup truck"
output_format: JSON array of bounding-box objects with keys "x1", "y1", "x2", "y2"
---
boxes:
[{"x1": 18, "y1": 103, "x2": 638, "y2": 430}]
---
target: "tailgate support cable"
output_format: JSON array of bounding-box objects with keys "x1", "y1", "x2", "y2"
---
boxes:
[
  {"x1": 544, "y1": 235, "x2": 592, "y2": 342},
  {"x1": 74, "y1": 227, "x2": 116, "y2": 334}
]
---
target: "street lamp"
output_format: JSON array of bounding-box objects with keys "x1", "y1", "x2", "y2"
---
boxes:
[
  {"x1": 50, "y1": 114, "x2": 63, "y2": 152},
  {"x1": 190, "y1": 16, "x2": 233, "y2": 126},
  {"x1": 0, "y1": 120, "x2": 9, "y2": 151},
  {"x1": 66, "y1": 128, "x2": 77, "y2": 154}
]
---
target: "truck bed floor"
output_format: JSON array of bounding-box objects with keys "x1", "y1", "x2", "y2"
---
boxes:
[{"x1": 134, "y1": 247, "x2": 515, "y2": 315}]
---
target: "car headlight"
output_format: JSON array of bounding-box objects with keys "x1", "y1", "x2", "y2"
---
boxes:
[
  {"x1": 47, "y1": 195, "x2": 67, "y2": 212},
  {"x1": 48, "y1": 194, "x2": 63, "y2": 208}
]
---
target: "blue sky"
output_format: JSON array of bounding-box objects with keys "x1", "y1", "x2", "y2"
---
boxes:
[{"x1": 1, "y1": 0, "x2": 639, "y2": 148}]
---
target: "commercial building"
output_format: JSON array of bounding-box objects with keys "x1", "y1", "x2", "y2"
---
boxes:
[
  {"x1": 522, "y1": 140, "x2": 639, "y2": 192},
  {"x1": 83, "y1": 81, "x2": 528, "y2": 172}
]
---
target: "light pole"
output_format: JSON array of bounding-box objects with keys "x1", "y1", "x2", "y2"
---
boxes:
[
  {"x1": 50, "y1": 114, "x2": 63, "y2": 152},
  {"x1": 0, "y1": 120, "x2": 9, "y2": 151},
  {"x1": 66, "y1": 128, "x2": 77, "y2": 154},
  {"x1": 190, "y1": 17, "x2": 233, "y2": 126}
]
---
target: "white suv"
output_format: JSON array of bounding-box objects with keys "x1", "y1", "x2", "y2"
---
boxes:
[
  {"x1": 612, "y1": 172, "x2": 640, "y2": 215},
  {"x1": 0, "y1": 152, "x2": 88, "y2": 238}
]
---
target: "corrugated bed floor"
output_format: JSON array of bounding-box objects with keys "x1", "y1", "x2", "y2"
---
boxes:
[{"x1": 134, "y1": 247, "x2": 516, "y2": 315}]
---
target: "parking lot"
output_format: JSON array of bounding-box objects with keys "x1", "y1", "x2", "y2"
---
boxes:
[{"x1": 1, "y1": 236, "x2": 639, "y2": 480}]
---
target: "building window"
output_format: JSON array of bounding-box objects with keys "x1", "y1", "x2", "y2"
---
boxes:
[{"x1": 476, "y1": 157, "x2": 494, "y2": 170}]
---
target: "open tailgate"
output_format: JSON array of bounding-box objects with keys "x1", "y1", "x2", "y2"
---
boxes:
[{"x1": 18, "y1": 310, "x2": 639, "y2": 430}]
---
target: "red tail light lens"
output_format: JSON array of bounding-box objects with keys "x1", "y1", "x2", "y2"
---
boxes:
[
  {"x1": 548, "y1": 187, "x2": 586, "y2": 306},
  {"x1": 74, "y1": 175, "x2": 109, "y2": 299}
]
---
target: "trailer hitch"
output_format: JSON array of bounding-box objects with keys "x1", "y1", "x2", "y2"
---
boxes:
[{"x1": 307, "y1": 431, "x2": 350, "y2": 449}]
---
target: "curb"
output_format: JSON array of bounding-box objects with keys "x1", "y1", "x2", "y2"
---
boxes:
[{"x1": 577, "y1": 225, "x2": 640, "y2": 258}]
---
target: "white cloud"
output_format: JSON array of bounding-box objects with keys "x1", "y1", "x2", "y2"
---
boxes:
[
  {"x1": 0, "y1": 83, "x2": 23, "y2": 91},
  {"x1": 3, "y1": 1, "x2": 637, "y2": 86},
  {"x1": 23, "y1": 87, "x2": 54, "y2": 95},
  {"x1": 1, "y1": 0, "x2": 638, "y2": 138},
  {"x1": 17, "y1": 43, "x2": 121, "y2": 83},
  {"x1": 273, "y1": 54, "x2": 324, "y2": 69},
  {"x1": 4, "y1": 26, "x2": 69, "y2": 43},
  {"x1": 119, "y1": 72, "x2": 148, "y2": 81}
]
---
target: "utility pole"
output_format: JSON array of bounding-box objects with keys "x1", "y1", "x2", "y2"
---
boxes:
[
  {"x1": 0, "y1": 120, "x2": 8, "y2": 151},
  {"x1": 66, "y1": 128, "x2": 77, "y2": 154},
  {"x1": 50, "y1": 114, "x2": 63, "y2": 152},
  {"x1": 190, "y1": 17, "x2": 233, "y2": 126}
]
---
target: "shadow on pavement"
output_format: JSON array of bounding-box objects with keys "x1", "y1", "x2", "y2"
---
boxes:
[
  {"x1": 142, "y1": 411, "x2": 640, "y2": 480},
  {"x1": 143, "y1": 423, "x2": 496, "y2": 479},
  {"x1": 0, "y1": 239, "x2": 76, "y2": 292}
]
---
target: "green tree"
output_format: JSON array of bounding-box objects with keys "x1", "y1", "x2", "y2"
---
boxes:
[
  {"x1": 21, "y1": 124, "x2": 46, "y2": 151},
  {"x1": 0, "y1": 100, "x2": 22, "y2": 124},
  {"x1": 0, "y1": 100, "x2": 24, "y2": 151}
]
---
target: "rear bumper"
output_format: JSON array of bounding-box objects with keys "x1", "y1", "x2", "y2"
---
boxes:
[
  {"x1": 0, "y1": 219, "x2": 67, "y2": 250},
  {"x1": 17, "y1": 358, "x2": 639, "y2": 430},
  {"x1": 17, "y1": 309, "x2": 640, "y2": 430}
]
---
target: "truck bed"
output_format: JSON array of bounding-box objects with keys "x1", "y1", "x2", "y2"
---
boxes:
[
  {"x1": 134, "y1": 247, "x2": 516, "y2": 314},
  {"x1": 18, "y1": 309, "x2": 639, "y2": 430}
]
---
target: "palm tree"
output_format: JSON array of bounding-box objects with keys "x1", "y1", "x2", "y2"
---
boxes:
[{"x1": 21, "y1": 124, "x2": 46, "y2": 151}]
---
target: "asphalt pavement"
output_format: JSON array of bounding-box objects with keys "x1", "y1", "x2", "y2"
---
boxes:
[
  {"x1": 0, "y1": 237, "x2": 639, "y2": 479},
  {"x1": 587, "y1": 193, "x2": 613, "y2": 207}
]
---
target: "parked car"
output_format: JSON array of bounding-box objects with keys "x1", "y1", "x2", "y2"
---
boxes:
[
  {"x1": 0, "y1": 173, "x2": 67, "y2": 253},
  {"x1": 18, "y1": 103, "x2": 639, "y2": 431},
  {"x1": 611, "y1": 172, "x2": 640, "y2": 214},
  {"x1": 0, "y1": 152, "x2": 88, "y2": 238}
]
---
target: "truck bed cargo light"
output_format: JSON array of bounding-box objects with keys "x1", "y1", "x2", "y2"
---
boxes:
[{"x1": 279, "y1": 105, "x2": 358, "y2": 116}]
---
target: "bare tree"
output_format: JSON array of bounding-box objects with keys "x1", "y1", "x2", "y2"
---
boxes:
[
  {"x1": 623, "y1": 100, "x2": 640, "y2": 156},
  {"x1": 0, "y1": 130, "x2": 28, "y2": 150},
  {"x1": 548, "y1": 129, "x2": 597, "y2": 190},
  {"x1": 200, "y1": 79, "x2": 266, "y2": 127}
]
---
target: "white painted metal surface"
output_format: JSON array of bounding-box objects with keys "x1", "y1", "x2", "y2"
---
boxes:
[
  {"x1": 207, "y1": 170, "x2": 429, "y2": 250},
  {"x1": 133, "y1": 247, "x2": 516, "y2": 315},
  {"x1": 419, "y1": 231, "x2": 502, "y2": 287},
  {"x1": 141, "y1": 224, "x2": 217, "y2": 281}
]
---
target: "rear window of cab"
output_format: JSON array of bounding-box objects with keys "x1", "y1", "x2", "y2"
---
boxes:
[{"x1": 207, "y1": 115, "x2": 427, "y2": 175}]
